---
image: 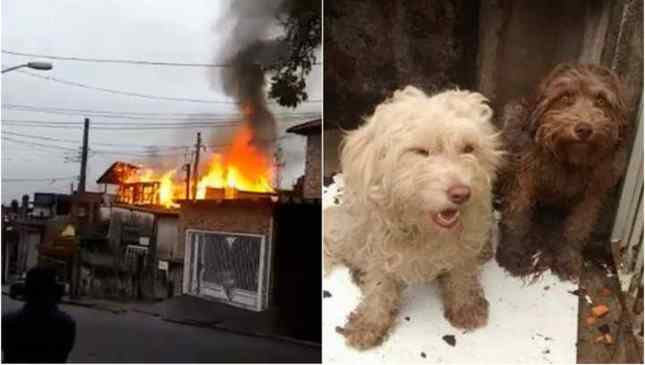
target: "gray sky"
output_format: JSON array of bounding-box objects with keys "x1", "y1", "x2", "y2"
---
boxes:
[{"x1": 1, "y1": 0, "x2": 321, "y2": 204}]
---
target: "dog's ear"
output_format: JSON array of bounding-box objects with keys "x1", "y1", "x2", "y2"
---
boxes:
[
  {"x1": 527, "y1": 98, "x2": 547, "y2": 138},
  {"x1": 527, "y1": 64, "x2": 574, "y2": 137},
  {"x1": 590, "y1": 64, "x2": 630, "y2": 141},
  {"x1": 340, "y1": 118, "x2": 382, "y2": 205},
  {"x1": 390, "y1": 86, "x2": 427, "y2": 102},
  {"x1": 538, "y1": 63, "x2": 576, "y2": 92}
]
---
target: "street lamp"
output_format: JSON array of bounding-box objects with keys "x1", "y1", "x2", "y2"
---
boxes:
[{"x1": 2, "y1": 61, "x2": 53, "y2": 74}]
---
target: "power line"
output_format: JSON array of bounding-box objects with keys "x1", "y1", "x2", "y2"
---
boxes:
[
  {"x1": 2, "y1": 131, "x2": 296, "y2": 157},
  {"x1": 3, "y1": 49, "x2": 322, "y2": 68},
  {"x1": 2, "y1": 134, "x2": 187, "y2": 158},
  {"x1": 2, "y1": 119, "x2": 242, "y2": 129},
  {"x1": 1, "y1": 136, "x2": 78, "y2": 151},
  {"x1": 2, "y1": 130, "x2": 191, "y2": 149},
  {"x1": 2, "y1": 176, "x2": 78, "y2": 182},
  {"x1": 3, "y1": 104, "x2": 321, "y2": 121},
  {"x1": 13, "y1": 70, "x2": 322, "y2": 105},
  {"x1": 15, "y1": 70, "x2": 237, "y2": 105},
  {"x1": 1, "y1": 117, "x2": 318, "y2": 131}
]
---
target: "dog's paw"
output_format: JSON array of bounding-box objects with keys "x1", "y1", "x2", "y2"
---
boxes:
[
  {"x1": 339, "y1": 311, "x2": 391, "y2": 350},
  {"x1": 495, "y1": 245, "x2": 536, "y2": 277},
  {"x1": 444, "y1": 296, "x2": 489, "y2": 330},
  {"x1": 551, "y1": 249, "x2": 582, "y2": 282}
]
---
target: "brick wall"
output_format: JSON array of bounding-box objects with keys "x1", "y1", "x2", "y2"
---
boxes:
[
  {"x1": 304, "y1": 134, "x2": 322, "y2": 199},
  {"x1": 175, "y1": 201, "x2": 273, "y2": 259}
]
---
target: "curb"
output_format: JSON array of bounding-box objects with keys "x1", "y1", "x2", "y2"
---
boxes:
[
  {"x1": 3, "y1": 292, "x2": 127, "y2": 315},
  {"x1": 132, "y1": 308, "x2": 162, "y2": 317},
  {"x1": 61, "y1": 300, "x2": 128, "y2": 314},
  {"x1": 162, "y1": 317, "x2": 321, "y2": 349}
]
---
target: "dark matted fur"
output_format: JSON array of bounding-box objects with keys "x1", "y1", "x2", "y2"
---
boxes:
[{"x1": 495, "y1": 64, "x2": 629, "y2": 281}]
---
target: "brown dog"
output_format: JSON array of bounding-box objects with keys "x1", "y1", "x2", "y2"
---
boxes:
[{"x1": 495, "y1": 64, "x2": 629, "y2": 281}]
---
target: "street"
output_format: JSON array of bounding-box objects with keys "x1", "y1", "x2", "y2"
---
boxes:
[{"x1": 2, "y1": 295, "x2": 320, "y2": 363}]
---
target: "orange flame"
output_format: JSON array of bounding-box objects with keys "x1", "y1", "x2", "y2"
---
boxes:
[
  {"x1": 196, "y1": 125, "x2": 273, "y2": 199},
  {"x1": 118, "y1": 125, "x2": 273, "y2": 207}
]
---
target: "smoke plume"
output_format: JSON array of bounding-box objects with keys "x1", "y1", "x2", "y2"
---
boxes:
[{"x1": 215, "y1": 0, "x2": 289, "y2": 153}]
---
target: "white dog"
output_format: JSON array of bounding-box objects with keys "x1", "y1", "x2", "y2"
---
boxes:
[{"x1": 324, "y1": 86, "x2": 503, "y2": 349}]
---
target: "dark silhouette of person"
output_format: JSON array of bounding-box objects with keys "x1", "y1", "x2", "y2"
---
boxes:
[{"x1": 2, "y1": 266, "x2": 76, "y2": 363}]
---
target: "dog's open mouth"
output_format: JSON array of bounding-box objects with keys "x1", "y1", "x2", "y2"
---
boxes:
[{"x1": 432, "y1": 209, "x2": 460, "y2": 229}]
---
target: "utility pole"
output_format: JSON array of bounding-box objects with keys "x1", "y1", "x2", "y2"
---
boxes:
[
  {"x1": 183, "y1": 163, "x2": 191, "y2": 200},
  {"x1": 72, "y1": 118, "x2": 89, "y2": 299},
  {"x1": 274, "y1": 146, "x2": 285, "y2": 190},
  {"x1": 79, "y1": 118, "x2": 90, "y2": 193},
  {"x1": 192, "y1": 132, "x2": 202, "y2": 201}
]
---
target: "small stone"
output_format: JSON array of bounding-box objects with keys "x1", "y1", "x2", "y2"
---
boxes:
[
  {"x1": 323, "y1": 290, "x2": 332, "y2": 298},
  {"x1": 544, "y1": 286, "x2": 550, "y2": 291},
  {"x1": 420, "y1": 352, "x2": 427, "y2": 358},
  {"x1": 405, "y1": 316, "x2": 410, "y2": 321},
  {"x1": 568, "y1": 288, "x2": 587, "y2": 297},
  {"x1": 591, "y1": 304, "x2": 609, "y2": 318},
  {"x1": 442, "y1": 335, "x2": 456, "y2": 347}
]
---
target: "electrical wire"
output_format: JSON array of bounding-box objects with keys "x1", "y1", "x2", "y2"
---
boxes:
[
  {"x1": 3, "y1": 49, "x2": 322, "y2": 67},
  {"x1": 1, "y1": 131, "x2": 297, "y2": 156},
  {"x1": 13, "y1": 70, "x2": 323, "y2": 105},
  {"x1": 1, "y1": 130, "x2": 192, "y2": 149},
  {"x1": 2, "y1": 176, "x2": 78, "y2": 182},
  {"x1": 2, "y1": 104, "x2": 321, "y2": 122}
]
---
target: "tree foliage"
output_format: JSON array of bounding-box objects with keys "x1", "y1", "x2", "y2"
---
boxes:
[{"x1": 268, "y1": 0, "x2": 321, "y2": 108}]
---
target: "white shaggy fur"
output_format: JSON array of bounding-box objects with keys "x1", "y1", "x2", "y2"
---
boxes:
[{"x1": 324, "y1": 86, "x2": 503, "y2": 349}]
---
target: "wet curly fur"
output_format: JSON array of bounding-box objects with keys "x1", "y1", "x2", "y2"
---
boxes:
[
  {"x1": 495, "y1": 64, "x2": 629, "y2": 282},
  {"x1": 324, "y1": 86, "x2": 503, "y2": 349}
]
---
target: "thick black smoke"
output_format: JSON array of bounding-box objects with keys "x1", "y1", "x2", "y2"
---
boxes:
[{"x1": 216, "y1": 0, "x2": 289, "y2": 153}]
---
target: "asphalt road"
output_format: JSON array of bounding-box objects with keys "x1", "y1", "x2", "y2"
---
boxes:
[{"x1": 2, "y1": 295, "x2": 321, "y2": 363}]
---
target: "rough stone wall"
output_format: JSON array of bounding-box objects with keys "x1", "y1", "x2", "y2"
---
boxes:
[
  {"x1": 304, "y1": 134, "x2": 322, "y2": 199},
  {"x1": 324, "y1": 0, "x2": 479, "y2": 131}
]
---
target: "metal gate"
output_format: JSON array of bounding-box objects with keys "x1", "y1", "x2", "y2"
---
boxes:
[{"x1": 184, "y1": 229, "x2": 270, "y2": 311}]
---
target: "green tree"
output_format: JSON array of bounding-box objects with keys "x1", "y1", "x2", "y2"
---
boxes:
[{"x1": 268, "y1": 0, "x2": 321, "y2": 108}]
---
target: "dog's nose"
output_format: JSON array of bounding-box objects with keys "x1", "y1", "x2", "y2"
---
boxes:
[
  {"x1": 575, "y1": 123, "x2": 593, "y2": 140},
  {"x1": 447, "y1": 185, "x2": 471, "y2": 205}
]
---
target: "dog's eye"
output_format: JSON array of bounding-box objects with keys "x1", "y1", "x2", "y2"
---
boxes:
[
  {"x1": 595, "y1": 96, "x2": 607, "y2": 108},
  {"x1": 559, "y1": 93, "x2": 574, "y2": 106},
  {"x1": 462, "y1": 144, "x2": 475, "y2": 154},
  {"x1": 410, "y1": 148, "x2": 429, "y2": 157}
]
